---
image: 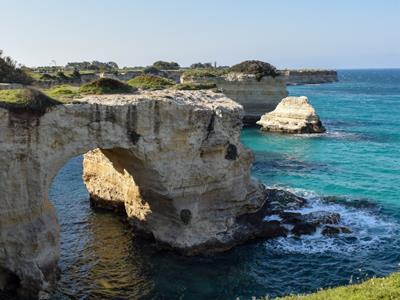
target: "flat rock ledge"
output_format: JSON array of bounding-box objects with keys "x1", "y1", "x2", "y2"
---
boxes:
[{"x1": 257, "y1": 96, "x2": 326, "y2": 134}]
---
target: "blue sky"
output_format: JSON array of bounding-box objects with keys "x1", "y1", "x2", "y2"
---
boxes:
[{"x1": 1, "y1": 0, "x2": 399, "y2": 68}]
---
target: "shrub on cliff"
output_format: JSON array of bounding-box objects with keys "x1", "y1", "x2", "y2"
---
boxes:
[
  {"x1": 182, "y1": 68, "x2": 229, "y2": 79},
  {"x1": 80, "y1": 78, "x2": 135, "y2": 94},
  {"x1": 127, "y1": 75, "x2": 175, "y2": 90},
  {"x1": 229, "y1": 60, "x2": 279, "y2": 80},
  {"x1": 173, "y1": 82, "x2": 217, "y2": 91},
  {"x1": 0, "y1": 50, "x2": 33, "y2": 84},
  {"x1": 0, "y1": 88, "x2": 61, "y2": 111},
  {"x1": 40, "y1": 73, "x2": 56, "y2": 81},
  {"x1": 190, "y1": 62, "x2": 213, "y2": 69},
  {"x1": 152, "y1": 61, "x2": 180, "y2": 70}
]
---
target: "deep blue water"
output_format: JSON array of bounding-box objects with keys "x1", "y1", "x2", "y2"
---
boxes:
[{"x1": 49, "y1": 70, "x2": 400, "y2": 299}]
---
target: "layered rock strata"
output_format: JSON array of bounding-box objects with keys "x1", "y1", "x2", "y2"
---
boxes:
[
  {"x1": 0, "y1": 90, "x2": 268, "y2": 298},
  {"x1": 181, "y1": 73, "x2": 288, "y2": 124},
  {"x1": 257, "y1": 96, "x2": 326, "y2": 134},
  {"x1": 281, "y1": 69, "x2": 338, "y2": 85}
]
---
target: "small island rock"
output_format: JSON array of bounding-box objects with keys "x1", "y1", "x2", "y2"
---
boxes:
[{"x1": 257, "y1": 96, "x2": 325, "y2": 133}]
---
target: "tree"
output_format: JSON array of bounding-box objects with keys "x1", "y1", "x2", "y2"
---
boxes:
[
  {"x1": 0, "y1": 50, "x2": 33, "y2": 84},
  {"x1": 152, "y1": 61, "x2": 180, "y2": 70}
]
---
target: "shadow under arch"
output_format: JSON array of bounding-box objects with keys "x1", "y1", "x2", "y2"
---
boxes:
[{"x1": 0, "y1": 91, "x2": 263, "y2": 298}]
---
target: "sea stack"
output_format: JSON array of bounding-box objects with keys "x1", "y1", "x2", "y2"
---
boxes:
[{"x1": 257, "y1": 96, "x2": 325, "y2": 134}]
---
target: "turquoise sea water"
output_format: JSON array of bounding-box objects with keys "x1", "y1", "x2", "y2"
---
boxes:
[{"x1": 48, "y1": 70, "x2": 400, "y2": 299}]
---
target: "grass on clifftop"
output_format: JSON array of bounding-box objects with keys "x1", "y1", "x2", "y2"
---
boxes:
[
  {"x1": 44, "y1": 85, "x2": 80, "y2": 101},
  {"x1": 172, "y1": 82, "x2": 217, "y2": 90},
  {"x1": 80, "y1": 78, "x2": 135, "y2": 94},
  {"x1": 127, "y1": 75, "x2": 174, "y2": 90},
  {"x1": 182, "y1": 68, "x2": 229, "y2": 79},
  {"x1": 0, "y1": 88, "x2": 61, "y2": 110},
  {"x1": 277, "y1": 272, "x2": 400, "y2": 300}
]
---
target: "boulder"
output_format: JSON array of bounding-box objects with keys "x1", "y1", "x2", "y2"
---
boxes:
[
  {"x1": 257, "y1": 96, "x2": 326, "y2": 133},
  {"x1": 322, "y1": 225, "x2": 352, "y2": 236}
]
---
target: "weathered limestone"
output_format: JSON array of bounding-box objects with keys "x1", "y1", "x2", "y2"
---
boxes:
[
  {"x1": 257, "y1": 96, "x2": 326, "y2": 134},
  {"x1": 181, "y1": 73, "x2": 288, "y2": 124},
  {"x1": 281, "y1": 69, "x2": 338, "y2": 85},
  {"x1": 0, "y1": 90, "x2": 270, "y2": 298}
]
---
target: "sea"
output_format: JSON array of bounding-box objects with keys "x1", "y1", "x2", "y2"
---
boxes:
[{"x1": 48, "y1": 69, "x2": 400, "y2": 299}]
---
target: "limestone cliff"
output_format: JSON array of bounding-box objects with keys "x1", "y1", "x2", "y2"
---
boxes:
[
  {"x1": 282, "y1": 69, "x2": 338, "y2": 85},
  {"x1": 257, "y1": 96, "x2": 326, "y2": 134},
  {"x1": 181, "y1": 73, "x2": 288, "y2": 124},
  {"x1": 0, "y1": 90, "x2": 271, "y2": 298}
]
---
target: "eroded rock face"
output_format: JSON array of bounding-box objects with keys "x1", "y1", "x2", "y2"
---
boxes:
[
  {"x1": 281, "y1": 69, "x2": 338, "y2": 85},
  {"x1": 181, "y1": 73, "x2": 288, "y2": 124},
  {"x1": 0, "y1": 90, "x2": 268, "y2": 298},
  {"x1": 257, "y1": 96, "x2": 326, "y2": 134}
]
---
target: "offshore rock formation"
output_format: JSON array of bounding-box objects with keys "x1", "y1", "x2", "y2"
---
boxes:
[
  {"x1": 257, "y1": 96, "x2": 326, "y2": 133},
  {"x1": 282, "y1": 69, "x2": 338, "y2": 85},
  {"x1": 0, "y1": 90, "x2": 273, "y2": 298},
  {"x1": 181, "y1": 73, "x2": 288, "y2": 124}
]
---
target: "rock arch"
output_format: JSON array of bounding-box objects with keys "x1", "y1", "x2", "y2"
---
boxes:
[{"x1": 0, "y1": 90, "x2": 268, "y2": 298}]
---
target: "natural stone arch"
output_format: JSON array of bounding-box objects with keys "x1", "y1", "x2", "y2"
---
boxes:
[{"x1": 0, "y1": 90, "x2": 271, "y2": 298}]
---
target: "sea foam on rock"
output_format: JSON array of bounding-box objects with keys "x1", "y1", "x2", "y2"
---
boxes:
[{"x1": 257, "y1": 96, "x2": 326, "y2": 134}]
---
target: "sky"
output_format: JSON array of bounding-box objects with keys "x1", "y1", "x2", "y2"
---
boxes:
[{"x1": 1, "y1": 0, "x2": 399, "y2": 69}]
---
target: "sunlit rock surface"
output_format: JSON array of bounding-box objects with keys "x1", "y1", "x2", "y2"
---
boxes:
[
  {"x1": 257, "y1": 96, "x2": 326, "y2": 134},
  {"x1": 0, "y1": 90, "x2": 270, "y2": 298},
  {"x1": 181, "y1": 73, "x2": 288, "y2": 124}
]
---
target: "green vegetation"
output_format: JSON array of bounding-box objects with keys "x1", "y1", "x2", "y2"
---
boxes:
[
  {"x1": 173, "y1": 82, "x2": 217, "y2": 90},
  {"x1": 127, "y1": 75, "x2": 174, "y2": 90},
  {"x1": 0, "y1": 50, "x2": 33, "y2": 84},
  {"x1": 190, "y1": 62, "x2": 213, "y2": 69},
  {"x1": 230, "y1": 60, "x2": 279, "y2": 80},
  {"x1": 44, "y1": 85, "x2": 80, "y2": 101},
  {"x1": 79, "y1": 78, "x2": 135, "y2": 94},
  {"x1": 0, "y1": 88, "x2": 61, "y2": 110},
  {"x1": 152, "y1": 60, "x2": 180, "y2": 70},
  {"x1": 182, "y1": 68, "x2": 229, "y2": 79},
  {"x1": 277, "y1": 272, "x2": 400, "y2": 300}
]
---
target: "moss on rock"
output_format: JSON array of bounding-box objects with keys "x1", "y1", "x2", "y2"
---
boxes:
[
  {"x1": 79, "y1": 78, "x2": 135, "y2": 95},
  {"x1": 172, "y1": 82, "x2": 217, "y2": 91},
  {"x1": 0, "y1": 88, "x2": 61, "y2": 112},
  {"x1": 127, "y1": 75, "x2": 174, "y2": 90}
]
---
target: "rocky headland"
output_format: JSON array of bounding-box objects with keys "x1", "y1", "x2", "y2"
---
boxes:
[
  {"x1": 181, "y1": 61, "x2": 289, "y2": 124},
  {"x1": 257, "y1": 96, "x2": 326, "y2": 134},
  {"x1": 281, "y1": 69, "x2": 338, "y2": 85}
]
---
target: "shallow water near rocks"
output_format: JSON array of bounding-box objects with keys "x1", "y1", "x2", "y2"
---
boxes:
[{"x1": 46, "y1": 70, "x2": 400, "y2": 299}]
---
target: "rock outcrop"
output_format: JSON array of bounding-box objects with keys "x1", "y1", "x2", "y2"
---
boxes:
[
  {"x1": 257, "y1": 96, "x2": 326, "y2": 134},
  {"x1": 0, "y1": 90, "x2": 272, "y2": 298},
  {"x1": 181, "y1": 73, "x2": 288, "y2": 124},
  {"x1": 281, "y1": 69, "x2": 338, "y2": 85}
]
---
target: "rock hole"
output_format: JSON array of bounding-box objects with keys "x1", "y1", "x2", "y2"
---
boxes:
[
  {"x1": 180, "y1": 209, "x2": 192, "y2": 225},
  {"x1": 225, "y1": 143, "x2": 237, "y2": 160}
]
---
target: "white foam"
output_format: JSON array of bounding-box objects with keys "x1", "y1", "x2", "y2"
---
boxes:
[{"x1": 264, "y1": 186, "x2": 399, "y2": 255}]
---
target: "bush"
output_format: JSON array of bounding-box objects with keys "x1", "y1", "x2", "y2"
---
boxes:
[
  {"x1": 229, "y1": 60, "x2": 279, "y2": 80},
  {"x1": 0, "y1": 88, "x2": 61, "y2": 111},
  {"x1": 152, "y1": 61, "x2": 180, "y2": 70},
  {"x1": 127, "y1": 75, "x2": 175, "y2": 90},
  {"x1": 56, "y1": 71, "x2": 69, "y2": 80},
  {"x1": 40, "y1": 73, "x2": 56, "y2": 80},
  {"x1": 190, "y1": 62, "x2": 213, "y2": 69},
  {"x1": 0, "y1": 50, "x2": 33, "y2": 84},
  {"x1": 143, "y1": 66, "x2": 166, "y2": 76},
  {"x1": 80, "y1": 78, "x2": 135, "y2": 94},
  {"x1": 182, "y1": 68, "x2": 229, "y2": 79},
  {"x1": 71, "y1": 70, "x2": 81, "y2": 79},
  {"x1": 173, "y1": 82, "x2": 217, "y2": 90}
]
